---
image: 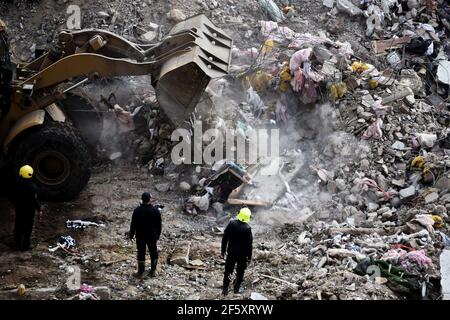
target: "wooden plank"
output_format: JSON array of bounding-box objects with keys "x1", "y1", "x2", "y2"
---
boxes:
[
  {"x1": 226, "y1": 198, "x2": 271, "y2": 206},
  {"x1": 372, "y1": 36, "x2": 412, "y2": 54}
]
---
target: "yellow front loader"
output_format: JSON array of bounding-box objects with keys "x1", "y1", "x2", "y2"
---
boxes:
[{"x1": 0, "y1": 15, "x2": 232, "y2": 200}]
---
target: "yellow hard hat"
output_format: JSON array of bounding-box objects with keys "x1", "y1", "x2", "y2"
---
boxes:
[
  {"x1": 19, "y1": 165, "x2": 33, "y2": 179},
  {"x1": 236, "y1": 207, "x2": 251, "y2": 223}
]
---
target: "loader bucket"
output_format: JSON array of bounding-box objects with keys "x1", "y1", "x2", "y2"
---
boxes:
[{"x1": 154, "y1": 14, "x2": 232, "y2": 126}]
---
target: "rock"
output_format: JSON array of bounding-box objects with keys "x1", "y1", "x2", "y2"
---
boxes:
[
  {"x1": 415, "y1": 133, "x2": 437, "y2": 148},
  {"x1": 167, "y1": 9, "x2": 186, "y2": 22},
  {"x1": 97, "y1": 11, "x2": 110, "y2": 18},
  {"x1": 335, "y1": 179, "x2": 347, "y2": 191},
  {"x1": 250, "y1": 292, "x2": 268, "y2": 300},
  {"x1": 390, "y1": 197, "x2": 401, "y2": 208},
  {"x1": 359, "y1": 159, "x2": 370, "y2": 171},
  {"x1": 424, "y1": 192, "x2": 439, "y2": 204},
  {"x1": 148, "y1": 22, "x2": 159, "y2": 30},
  {"x1": 367, "y1": 203, "x2": 379, "y2": 212},
  {"x1": 93, "y1": 286, "x2": 111, "y2": 300},
  {"x1": 109, "y1": 152, "x2": 122, "y2": 161},
  {"x1": 367, "y1": 212, "x2": 378, "y2": 221},
  {"x1": 323, "y1": 0, "x2": 335, "y2": 8},
  {"x1": 170, "y1": 241, "x2": 191, "y2": 266},
  {"x1": 436, "y1": 176, "x2": 450, "y2": 191},
  {"x1": 141, "y1": 30, "x2": 157, "y2": 42},
  {"x1": 375, "y1": 277, "x2": 388, "y2": 284},
  {"x1": 391, "y1": 141, "x2": 406, "y2": 150},
  {"x1": 336, "y1": 0, "x2": 363, "y2": 16},
  {"x1": 179, "y1": 181, "x2": 191, "y2": 191},
  {"x1": 155, "y1": 183, "x2": 170, "y2": 192},
  {"x1": 405, "y1": 95, "x2": 415, "y2": 106},
  {"x1": 345, "y1": 283, "x2": 356, "y2": 291},
  {"x1": 399, "y1": 186, "x2": 416, "y2": 199}
]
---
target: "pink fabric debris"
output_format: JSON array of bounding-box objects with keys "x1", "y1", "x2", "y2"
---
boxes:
[
  {"x1": 259, "y1": 21, "x2": 328, "y2": 48},
  {"x1": 289, "y1": 48, "x2": 312, "y2": 72},
  {"x1": 400, "y1": 250, "x2": 432, "y2": 272},
  {"x1": 381, "y1": 249, "x2": 407, "y2": 264},
  {"x1": 372, "y1": 99, "x2": 392, "y2": 117},
  {"x1": 291, "y1": 68, "x2": 305, "y2": 92},
  {"x1": 362, "y1": 118, "x2": 383, "y2": 140},
  {"x1": 113, "y1": 104, "x2": 135, "y2": 133}
]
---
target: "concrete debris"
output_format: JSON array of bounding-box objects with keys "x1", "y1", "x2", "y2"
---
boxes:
[
  {"x1": 170, "y1": 242, "x2": 191, "y2": 267},
  {"x1": 166, "y1": 9, "x2": 186, "y2": 22},
  {"x1": 2, "y1": 0, "x2": 450, "y2": 302},
  {"x1": 399, "y1": 186, "x2": 416, "y2": 199}
]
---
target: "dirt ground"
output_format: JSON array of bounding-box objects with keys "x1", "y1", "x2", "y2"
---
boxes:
[{"x1": 0, "y1": 164, "x2": 304, "y2": 300}]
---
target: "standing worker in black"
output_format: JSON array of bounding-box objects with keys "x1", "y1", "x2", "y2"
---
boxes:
[
  {"x1": 12, "y1": 165, "x2": 42, "y2": 251},
  {"x1": 221, "y1": 208, "x2": 253, "y2": 295},
  {"x1": 129, "y1": 192, "x2": 162, "y2": 278}
]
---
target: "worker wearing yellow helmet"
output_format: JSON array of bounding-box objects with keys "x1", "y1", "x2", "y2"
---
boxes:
[
  {"x1": 11, "y1": 165, "x2": 42, "y2": 251},
  {"x1": 221, "y1": 207, "x2": 253, "y2": 296}
]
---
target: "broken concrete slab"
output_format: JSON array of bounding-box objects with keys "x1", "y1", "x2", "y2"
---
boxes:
[
  {"x1": 424, "y1": 192, "x2": 439, "y2": 204},
  {"x1": 415, "y1": 133, "x2": 437, "y2": 148},
  {"x1": 381, "y1": 87, "x2": 414, "y2": 105},
  {"x1": 399, "y1": 185, "x2": 416, "y2": 199},
  {"x1": 336, "y1": 0, "x2": 363, "y2": 16},
  {"x1": 170, "y1": 241, "x2": 191, "y2": 266}
]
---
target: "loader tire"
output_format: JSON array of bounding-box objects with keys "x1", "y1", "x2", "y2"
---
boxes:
[{"x1": 12, "y1": 122, "x2": 91, "y2": 201}]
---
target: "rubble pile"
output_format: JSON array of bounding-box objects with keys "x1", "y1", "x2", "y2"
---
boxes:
[{"x1": 1, "y1": 0, "x2": 450, "y2": 300}]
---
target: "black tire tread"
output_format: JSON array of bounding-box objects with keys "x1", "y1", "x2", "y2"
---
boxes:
[{"x1": 12, "y1": 121, "x2": 91, "y2": 201}]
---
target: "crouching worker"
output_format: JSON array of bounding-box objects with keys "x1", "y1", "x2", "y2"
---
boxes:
[
  {"x1": 221, "y1": 208, "x2": 253, "y2": 295},
  {"x1": 129, "y1": 192, "x2": 162, "y2": 278}
]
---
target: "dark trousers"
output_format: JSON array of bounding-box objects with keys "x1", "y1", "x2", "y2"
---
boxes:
[
  {"x1": 223, "y1": 255, "x2": 247, "y2": 290},
  {"x1": 136, "y1": 238, "x2": 158, "y2": 262},
  {"x1": 14, "y1": 210, "x2": 35, "y2": 250}
]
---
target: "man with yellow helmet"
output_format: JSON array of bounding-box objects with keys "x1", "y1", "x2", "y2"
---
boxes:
[
  {"x1": 11, "y1": 165, "x2": 42, "y2": 251},
  {"x1": 221, "y1": 207, "x2": 253, "y2": 295}
]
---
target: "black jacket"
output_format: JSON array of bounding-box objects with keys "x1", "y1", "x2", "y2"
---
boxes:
[
  {"x1": 12, "y1": 178, "x2": 41, "y2": 214},
  {"x1": 130, "y1": 203, "x2": 161, "y2": 241},
  {"x1": 221, "y1": 219, "x2": 253, "y2": 260}
]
